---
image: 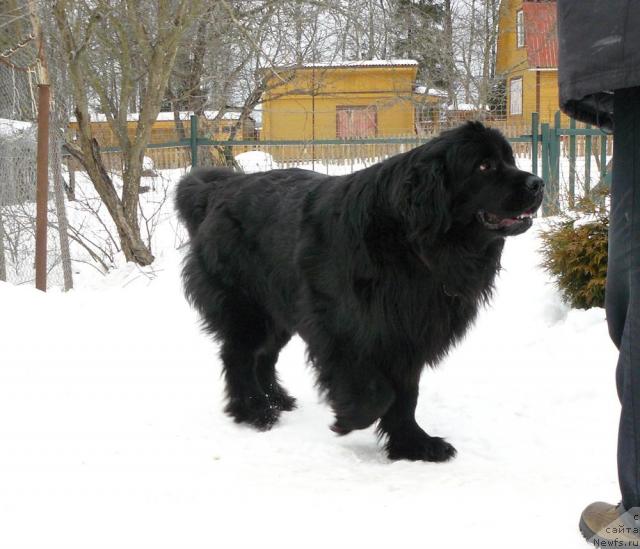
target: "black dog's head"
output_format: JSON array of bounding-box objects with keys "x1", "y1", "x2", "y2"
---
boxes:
[
  {"x1": 445, "y1": 122, "x2": 544, "y2": 237},
  {"x1": 393, "y1": 121, "x2": 544, "y2": 247}
]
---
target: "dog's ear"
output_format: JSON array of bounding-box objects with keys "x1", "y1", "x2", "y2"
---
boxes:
[{"x1": 392, "y1": 153, "x2": 452, "y2": 249}]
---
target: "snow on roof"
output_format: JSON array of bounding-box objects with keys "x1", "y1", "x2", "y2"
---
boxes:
[
  {"x1": 447, "y1": 103, "x2": 490, "y2": 111},
  {"x1": 155, "y1": 110, "x2": 244, "y2": 121},
  {"x1": 294, "y1": 59, "x2": 418, "y2": 69},
  {"x1": 69, "y1": 110, "x2": 244, "y2": 123},
  {"x1": 414, "y1": 86, "x2": 448, "y2": 97},
  {"x1": 0, "y1": 118, "x2": 34, "y2": 137}
]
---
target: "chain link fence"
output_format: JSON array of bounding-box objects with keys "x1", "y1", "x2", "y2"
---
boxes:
[{"x1": 0, "y1": 1, "x2": 72, "y2": 289}]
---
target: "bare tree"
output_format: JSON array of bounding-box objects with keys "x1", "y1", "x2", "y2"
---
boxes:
[
  {"x1": 451, "y1": 0, "x2": 501, "y2": 109},
  {"x1": 51, "y1": 0, "x2": 203, "y2": 266},
  {"x1": 164, "y1": 0, "x2": 345, "y2": 168}
]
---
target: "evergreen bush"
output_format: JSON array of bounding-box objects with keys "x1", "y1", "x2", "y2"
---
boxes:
[{"x1": 539, "y1": 191, "x2": 609, "y2": 309}]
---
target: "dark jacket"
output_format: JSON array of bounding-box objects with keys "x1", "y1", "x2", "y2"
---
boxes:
[{"x1": 557, "y1": 0, "x2": 640, "y2": 131}]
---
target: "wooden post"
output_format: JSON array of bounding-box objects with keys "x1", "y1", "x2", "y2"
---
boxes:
[
  {"x1": 35, "y1": 83, "x2": 50, "y2": 292},
  {"x1": 29, "y1": 0, "x2": 51, "y2": 292}
]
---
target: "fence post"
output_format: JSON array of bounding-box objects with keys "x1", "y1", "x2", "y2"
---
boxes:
[
  {"x1": 569, "y1": 117, "x2": 576, "y2": 208},
  {"x1": 541, "y1": 122, "x2": 556, "y2": 216},
  {"x1": 35, "y1": 83, "x2": 50, "y2": 292},
  {"x1": 531, "y1": 112, "x2": 539, "y2": 176},
  {"x1": 540, "y1": 122, "x2": 552, "y2": 216},
  {"x1": 553, "y1": 111, "x2": 561, "y2": 185},
  {"x1": 546, "y1": 112, "x2": 562, "y2": 214},
  {"x1": 600, "y1": 133, "x2": 608, "y2": 184},
  {"x1": 190, "y1": 114, "x2": 198, "y2": 168}
]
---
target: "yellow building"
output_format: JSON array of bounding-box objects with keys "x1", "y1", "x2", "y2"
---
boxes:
[
  {"x1": 69, "y1": 110, "x2": 255, "y2": 147},
  {"x1": 496, "y1": 0, "x2": 567, "y2": 126},
  {"x1": 261, "y1": 60, "x2": 420, "y2": 141},
  {"x1": 67, "y1": 110, "x2": 256, "y2": 170}
]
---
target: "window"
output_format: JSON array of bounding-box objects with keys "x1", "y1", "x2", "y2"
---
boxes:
[
  {"x1": 510, "y1": 77, "x2": 523, "y2": 116},
  {"x1": 516, "y1": 10, "x2": 525, "y2": 48},
  {"x1": 336, "y1": 106, "x2": 377, "y2": 139}
]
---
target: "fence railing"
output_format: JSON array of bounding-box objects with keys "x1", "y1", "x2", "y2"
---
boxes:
[{"x1": 532, "y1": 111, "x2": 611, "y2": 215}]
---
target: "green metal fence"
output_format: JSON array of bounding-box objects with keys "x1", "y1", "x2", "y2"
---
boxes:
[
  {"x1": 81, "y1": 112, "x2": 612, "y2": 217},
  {"x1": 183, "y1": 113, "x2": 611, "y2": 216},
  {"x1": 531, "y1": 111, "x2": 611, "y2": 215}
]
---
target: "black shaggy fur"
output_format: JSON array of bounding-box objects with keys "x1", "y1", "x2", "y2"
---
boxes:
[{"x1": 175, "y1": 122, "x2": 544, "y2": 461}]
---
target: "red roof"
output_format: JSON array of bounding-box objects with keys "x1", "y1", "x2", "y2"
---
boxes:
[{"x1": 523, "y1": 2, "x2": 558, "y2": 68}]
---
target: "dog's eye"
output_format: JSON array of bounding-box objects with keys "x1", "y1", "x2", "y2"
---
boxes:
[{"x1": 478, "y1": 160, "x2": 492, "y2": 172}]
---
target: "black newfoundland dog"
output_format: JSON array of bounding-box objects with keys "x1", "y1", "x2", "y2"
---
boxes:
[{"x1": 176, "y1": 122, "x2": 544, "y2": 462}]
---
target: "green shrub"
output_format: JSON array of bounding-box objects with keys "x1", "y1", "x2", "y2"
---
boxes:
[{"x1": 539, "y1": 193, "x2": 609, "y2": 309}]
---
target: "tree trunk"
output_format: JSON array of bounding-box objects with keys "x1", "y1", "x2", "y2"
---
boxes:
[
  {"x1": 219, "y1": 84, "x2": 263, "y2": 169},
  {"x1": 65, "y1": 129, "x2": 154, "y2": 266},
  {"x1": 53, "y1": 0, "x2": 197, "y2": 268},
  {"x1": 442, "y1": 0, "x2": 457, "y2": 107},
  {"x1": 367, "y1": 0, "x2": 376, "y2": 58},
  {"x1": 51, "y1": 131, "x2": 74, "y2": 290}
]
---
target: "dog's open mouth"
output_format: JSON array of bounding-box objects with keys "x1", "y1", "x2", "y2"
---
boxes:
[{"x1": 477, "y1": 208, "x2": 536, "y2": 231}]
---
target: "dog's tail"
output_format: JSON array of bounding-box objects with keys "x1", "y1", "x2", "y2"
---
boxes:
[{"x1": 175, "y1": 167, "x2": 234, "y2": 237}]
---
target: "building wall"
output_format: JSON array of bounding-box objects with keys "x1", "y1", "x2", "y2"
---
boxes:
[
  {"x1": 496, "y1": 0, "x2": 527, "y2": 78},
  {"x1": 69, "y1": 118, "x2": 253, "y2": 147},
  {"x1": 497, "y1": 0, "x2": 530, "y2": 127},
  {"x1": 537, "y1": 70, "x2": 569, "y2": 125},
  {"x1": 497, "y1": 0, "x2": 568, "y2": 127},
  {"x1": 504, "y1": 69, "x2": 532, "y2": 126},
  {"x1": 504, "y1": 69, "x2": 568, "y2": 127},
  {"x1": 262, "y1": 94, "x2": 416, "y2": 140},
  {"x1": 261, "y1": 66, "x2": 418, "y2": 140}
]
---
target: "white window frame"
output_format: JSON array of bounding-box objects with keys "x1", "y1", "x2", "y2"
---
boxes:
[
  {"x1": 510, "y1": 77, "x2": 523, "y2": 116},
  {"x1": 516, "y1": 10, "x2": 525, "y2": 48}
]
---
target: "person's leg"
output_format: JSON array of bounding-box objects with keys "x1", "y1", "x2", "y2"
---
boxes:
[
  {"x1": 579, "y1": 86, "x2": 640, "y2": 547},
  {"x1": 609, "y1": 86, "x2": 640, "y2": 511}
]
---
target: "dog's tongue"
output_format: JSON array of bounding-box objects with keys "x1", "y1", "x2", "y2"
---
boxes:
[{"x1": 499, "y1": 217, "x2": 519, "y2": 227}]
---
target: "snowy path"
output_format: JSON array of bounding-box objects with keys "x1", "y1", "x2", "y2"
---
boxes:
[{"x1": 0, "y1": 223, "x2": 619, "y2": 549}]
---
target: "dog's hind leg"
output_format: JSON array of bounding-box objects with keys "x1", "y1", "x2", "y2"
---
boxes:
[
  {"x1": 182, "y1": 249, "x2": 283, "y2": 430},
  {"x1": 214, "y1": 292, "x2": 283, "y2": 430},
  {"x1": 255, "y1": 330, "x2": 296, "y2": 412},
  {"x1": 377, "y1": 376, "x2": 457, "y2": 462}
]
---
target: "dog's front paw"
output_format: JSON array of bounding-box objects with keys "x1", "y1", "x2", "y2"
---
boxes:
[{"x1": 386, "y1": 433, "x2": 457, "y2": 462}]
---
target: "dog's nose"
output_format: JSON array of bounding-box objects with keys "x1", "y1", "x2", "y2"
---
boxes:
[{"x1": 525, "y1": 175, "x2": 544, "y2": 193}]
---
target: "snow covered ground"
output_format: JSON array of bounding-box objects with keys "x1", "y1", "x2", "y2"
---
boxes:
[{"x1": 0, "y1": 164, "x2": 621, "y2": 549}]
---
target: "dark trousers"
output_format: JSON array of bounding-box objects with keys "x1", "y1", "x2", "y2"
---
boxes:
[{"x1": 608, "y1": 87, "x2": 640, "y2": 510}]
